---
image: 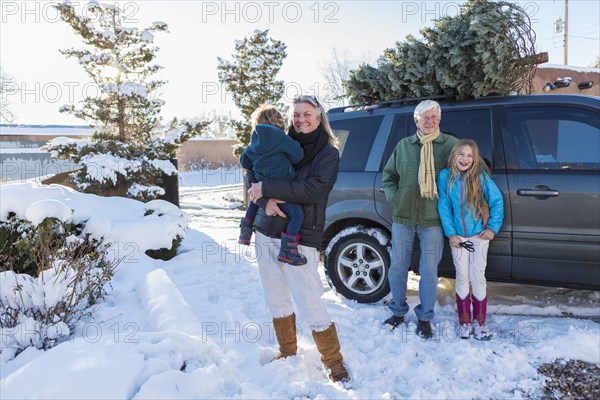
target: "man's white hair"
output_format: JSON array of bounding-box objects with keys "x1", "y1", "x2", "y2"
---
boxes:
[{"x1": 414, "y1": 100, "x2": 442, "y2": 120}]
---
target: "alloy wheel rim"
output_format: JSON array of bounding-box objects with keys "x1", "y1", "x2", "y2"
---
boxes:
[{"x1": 336, "y1": 242, "x2": 386, "y2": 295}]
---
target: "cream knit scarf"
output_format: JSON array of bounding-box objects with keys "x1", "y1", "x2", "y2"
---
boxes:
[{"x1": 417, "y1": 129, "x2": 441, "y2": 200}]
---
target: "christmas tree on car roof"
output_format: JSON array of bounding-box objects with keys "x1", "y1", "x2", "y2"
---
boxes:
[{"x1": 345, "y1": 0, "x2": 543, "y2": 105}]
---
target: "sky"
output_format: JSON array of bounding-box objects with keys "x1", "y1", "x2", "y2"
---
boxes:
[
  {"x1": 1, "y1": 0, "x2": 599, "y2": 125},
  {"x1": 1, "y1": 169, "x2": 599, "y2": 398}
]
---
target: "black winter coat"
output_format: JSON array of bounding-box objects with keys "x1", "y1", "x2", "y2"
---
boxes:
[{"x1": 249, "y1": 143, "x2": 339, "y2": 250}]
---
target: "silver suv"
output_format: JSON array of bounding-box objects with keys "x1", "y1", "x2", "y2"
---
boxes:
[{"x1": 323, "y1": 94, "x2": 600, "y2": 303}]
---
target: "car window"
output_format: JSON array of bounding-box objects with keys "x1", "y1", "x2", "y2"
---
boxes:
[
  {"x1": 381, "y1": 114, "x2": 409, "y2": 168},
  {"x1": 331, "y1": 116, "x2": 384, "y2": 171},
  {"x1": 504, "y1": 107, "x2": 600, "y2": 170},
  {"x1": 440, "y1": 109, "x2": 493, "y2": 166}
]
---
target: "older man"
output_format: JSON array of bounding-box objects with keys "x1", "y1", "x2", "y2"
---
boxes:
[{"x1": 382, "y1": 100, "x2": 459, "y2": 339}]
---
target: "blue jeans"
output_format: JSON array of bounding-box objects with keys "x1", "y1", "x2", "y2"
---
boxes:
[
  {"x1": 245, "y1": 201, "x2": 304, "y2": 235},
  {"x1": 245, "y1": 201, "x2": 259, "y2": 220},
  {"x1": 387, "y1": 223, "x2": 444, "y2": 321},
  {"x1": 278, "y1": 202, "x2": 304, "y2": 235}
]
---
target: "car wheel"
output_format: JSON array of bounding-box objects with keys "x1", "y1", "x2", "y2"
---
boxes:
[{"x1": 325, "y1": 230, "x2": 391, "y2": 304}]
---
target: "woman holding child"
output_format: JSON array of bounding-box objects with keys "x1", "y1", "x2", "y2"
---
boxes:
[{"x1": 245, "y1": 96, "x2": 350, "y2": 384}]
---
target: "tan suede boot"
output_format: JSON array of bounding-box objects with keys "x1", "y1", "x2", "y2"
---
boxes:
[
  {"x1": 311, "y1": 323, "x2": 350, "y2": 383},
  {"x1": 272, "y1": 313, "x2": 297, "y2": 359}
]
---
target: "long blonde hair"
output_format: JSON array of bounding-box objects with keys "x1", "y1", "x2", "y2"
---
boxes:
[{"x1": 446, "y1": 139, "x2": 490, "y2": 219}]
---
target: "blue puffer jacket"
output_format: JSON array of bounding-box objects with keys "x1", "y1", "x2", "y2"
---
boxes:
[
  {"x1": 240, "y1": 124, "x2": 304, "y2": 182},
  {"x1": 437, "y1": 168, "x2": 504, "y2": 238}
]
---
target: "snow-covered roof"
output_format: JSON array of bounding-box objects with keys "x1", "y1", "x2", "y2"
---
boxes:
[
  {"x1": 0, "y1": 125, "x2": 94, "y2": 136},
  {"x1": 538, "y1": 63, "x2": 600, "y2": 74}
]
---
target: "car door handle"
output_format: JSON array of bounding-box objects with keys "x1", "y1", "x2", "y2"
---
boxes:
[
  {"x1": 517, "y1": 186, "x2": 559, "y2": 198},
  {"x1": 517, "y1": 189, "x2": 559, "y2": 196}
]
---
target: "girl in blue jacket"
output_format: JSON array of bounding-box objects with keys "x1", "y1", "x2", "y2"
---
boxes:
[{"x1": 437, "y1": 139, "x2": 504, "y2": 340}]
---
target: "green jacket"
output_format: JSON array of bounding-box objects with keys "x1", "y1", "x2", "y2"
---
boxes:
[{"x1": 382, "y1": 132, "x2": 459, "y2": 227}]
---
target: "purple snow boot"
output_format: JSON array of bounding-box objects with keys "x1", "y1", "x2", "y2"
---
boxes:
[
  {"x1": 472, "y1": 296, "x2": 487, "y2": 326},
  {"x1": 238, "y1": 218, "x2": 253, "y2": 245},
  {"x1": 456, "y1": 293, "x2": 472, "y2": 339},
  {"x1": 472, "y1": 296, "x2": 492, "y2": 340},
  {"x1": 277, "y1": 232, "x2": 307, "y2": 266}
]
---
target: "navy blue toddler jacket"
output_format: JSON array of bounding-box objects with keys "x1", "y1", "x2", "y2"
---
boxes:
[{"x1": 240, "y1": 124, "x2": 304, "y2": 181}]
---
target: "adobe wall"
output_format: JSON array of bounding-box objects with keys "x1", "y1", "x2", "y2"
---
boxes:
[
  {"x1": 176, "y1": 139, "x2": 239, "y2": 170},
  {"x1": 532, "y1": 66, "x2": 600, "y2": 96}
]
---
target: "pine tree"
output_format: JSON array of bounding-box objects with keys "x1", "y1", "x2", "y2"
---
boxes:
[
  {"x1": 0, "y1": 65, "x2": 17, "y2": 123},
  {"x1": 346, "y1": 0, "x2": 538, "y2": 103},
  {"x1": 217, "y1": 29, "x2": 287, "y2": 156},
  {"x1": 46, "y1": 1, "x2": 208, "y2": 201}
]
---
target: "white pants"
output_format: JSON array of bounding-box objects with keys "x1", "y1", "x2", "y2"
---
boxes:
[
  {"x1": 255, "y1": 232, "x2": 332, "y2": 332},
  {"x1": 451, "y1": 235, "x2": 489, "y2": 301}
]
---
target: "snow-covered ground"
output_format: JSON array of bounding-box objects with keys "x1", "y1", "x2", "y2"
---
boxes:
[{"x1": 1, "y1": 168, "x2": 599, "y2": 399}]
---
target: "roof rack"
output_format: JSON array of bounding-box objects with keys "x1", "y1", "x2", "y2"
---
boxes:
[
  {"x1": 328, "y1": 94, "x2": 449, "y2": 115},
  {"x1": 365, "y1": 94, "x2": 449, "y2": 110},
  {"x1": 328, "y1": 104, "x2": 369, "y2": 114}
]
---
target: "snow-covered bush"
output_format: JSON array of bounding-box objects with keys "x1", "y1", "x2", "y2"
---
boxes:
[
  {"x1": 1, "y1": 183, "x2": 188, "y2": 262},
  {"x1": 0, "y1": 237, "x2": 117, "y2": 360},
  {"x1": 0, "y1": 182, "x2": 189, "y2": 361},
  {"x1": 0, "y1": 214, "x2": 86, "y2": 276},
  {"x1": 45, "y1": 2, "x2": 208, "y2": 201},
  {"x1": 1, "y1": 215, "x2": 38, "y2": 276},
  {"x1": 145, "y1": 235, "x2": 183, "y2": 261}
]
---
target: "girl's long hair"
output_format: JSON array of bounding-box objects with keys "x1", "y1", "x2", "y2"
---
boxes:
[{"x1": 447, "y1": 139, "x2": 490, "y2": 219}]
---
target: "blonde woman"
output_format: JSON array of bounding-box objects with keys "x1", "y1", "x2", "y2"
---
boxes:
[{"x1": 247, "y1": 96, "x2": 350, "y2": 384}]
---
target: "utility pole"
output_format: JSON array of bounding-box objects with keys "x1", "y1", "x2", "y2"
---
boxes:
[{"x1": 564, "y1": 0, "x2": 568, "y2": 65}]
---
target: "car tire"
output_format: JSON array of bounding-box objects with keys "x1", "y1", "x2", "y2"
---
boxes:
[{"x1": 325, "y1": 229, "x2": 391, "y2": 304}]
